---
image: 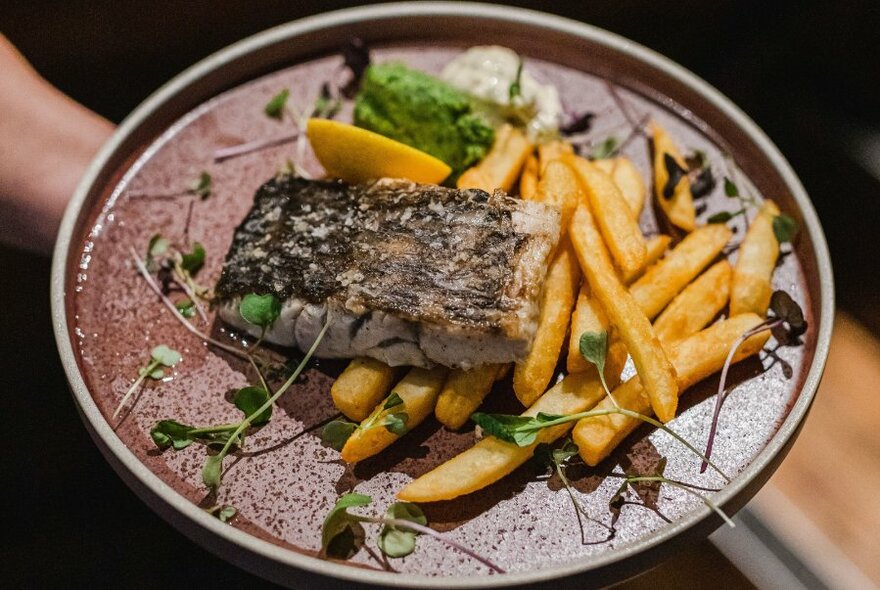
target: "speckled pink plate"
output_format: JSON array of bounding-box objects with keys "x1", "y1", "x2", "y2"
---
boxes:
[{"x1": 52, "y1": 3, "x2": 833, "y2": 589}]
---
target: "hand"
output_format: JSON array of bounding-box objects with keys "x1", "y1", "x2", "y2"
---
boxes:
[{"x1": 0, "y1": 35, "x2": 114, "y2": 254}]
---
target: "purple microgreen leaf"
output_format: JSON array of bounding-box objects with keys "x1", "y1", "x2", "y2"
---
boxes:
[
  {"x1": 560, "y1": 112, "x2": 595, "y2": 136},
  {"x1": 340, "y1": 37, "x2": 370, "y2": 98}
]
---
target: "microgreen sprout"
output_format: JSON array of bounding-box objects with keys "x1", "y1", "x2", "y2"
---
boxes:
[
  {"x1": 321, "y1": 418, "x2": 358, "y2": 450},
  {"x1": 201, "y1": 319, "x2": 330, "y2": 490},
  {"x1": 264, "y1": 89, "x2": 291, "y2": 120},
  {"x1": 471, "y1": 407, "x2": 729, "y2": 482},
  {"x1": 508, "y1": 57, "x2": 524, "y2": 102},
  {"x1": 188, "y1": 171, "x2": 213, "y2": 199},
  {"x1": 701, "y1": 290, "x2": 806, "y2": 472},
  {"x1": 535, "y1": 438, "x2": 613, "y2": 544},
  {"x1": 590, "y1": 136, "x2": 619, "y2": 160},
  {"x1": 239, "y1": 293, "x2": 282, "y2": 329},
  {"x1": 149, "y1": 319, "x2": 327, "y2": 490},
  {"x1": 707, "y1": 176, "x2": 800, "y2": 243},
  {"x1": 130, "y1": 247, "x2": 274, "y2": 363},
  {"x1": 610, "y1": 458, "x2": 734, "y2": 528},
  {"x1": 578, "y1": 330, "x2": 618, "y2": 408},
  {"x1": 312, "y1": 82, "x2": 342, "y2": 119},
  {"x1": 113, "y1": 345, "x2": 181, "y2": 419},
  {"x1": 175, "y1": 297, "x2": 196, "y2": 318},
  {"x1": 359, "y1": 392, "x2": 409, "y2": 436},
  {"x1": 707, "y1": 176, "x2": 759, "y2": 226},
  {"x1": 205, "y1": 504, "x2": 237, "y2": 523},
  {"x1": 321, "y1": 493, "x2": 504, "y2": 572},
  {"x1": 142, "y1": 235, "x2": 212, "y2": 322}
]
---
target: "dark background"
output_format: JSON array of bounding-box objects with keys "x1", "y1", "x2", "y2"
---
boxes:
[{"x1": 3, "y1": 1, "x2": 878, "y2": 588}]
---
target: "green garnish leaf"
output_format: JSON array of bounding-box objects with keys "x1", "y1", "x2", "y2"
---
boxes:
[
  {"x1": 723, "y1": 177, "x2": 739, "y2": 198},
  {"x1": 264, "y1": 89, "x2": 290, "y2": 119},
  {"x1": 150, "y1": 420, "x2": 197, "y2": 450},
  {"x1": 239, "y1": 293, "x2": 282, "y2": 328},
  {"x1": 508, "y1": 58, "x2": 524, "y2": 102},
  {"x1": 383, "y1": 392, "x2": 404, "y2": 410},
  {"x1": 321, "y1": 419, "x2": 358, "y2": 450},
  {"x1": 146, "y1": 234, "x2": 170, "y2": 271},
  {"x1": 151, "y1": 344, "x2": 182, "y2": 367},
  {"x1": 176, "y1": 297, "x2": 196, "y2": 318},
  {"x1": 321, "y1": 493, "x2": 372, "y2": 558},
  {"x1": 312, "y1": 82, "x2": 342, "y2": 119},
  {"x1": 552, "y1": 438, "x2": 580, "y2": 465},
  {"x1": 188, "y1": 171, "x2": 213, "y2": 199},
  {"x1": 707, "y1": 211, "x2": 734, "y2": 224},
  {"x1": 202, "y1": 454, "x2": 223, "y2": 490},
  {"x1": 179, "y1": 242, "x2": 206, "y2": 274},
  {"x1": 772, "y1": 213, "x2": 798, "y2": 243},
  {"x1": 233, "y1": 386, "x2": 272, "y2": 426},
  {"x1": 590, "y1": 136, "x2": 619, "y2": 160},
  {"x1": 382, "y1": 412, "x2": 409, "y2": 436},
  {"x1": 147, "y1": 233, "x2": 169, "y2": 258},
  {"x1": 579, "y1": 331, "x2": 608, "y2": 377},
  {"x1": 471, "y1": 412, "x2": 543, "y2": 446},
  {"x1": 218, "y1": 506, "x2": 237, "y2": 523},
  {"x1": 378, "y1": 502, "x2": 427, "y2": 558}
]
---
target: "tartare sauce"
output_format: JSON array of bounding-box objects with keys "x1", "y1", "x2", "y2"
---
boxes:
[{"x1": 441, "y1": 46, "x2": 562, "y2": 139}]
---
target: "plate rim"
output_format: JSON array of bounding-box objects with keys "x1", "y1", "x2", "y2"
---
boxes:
[{"x1": 51, "y1": 2, "x2": 835, "y2": 588}]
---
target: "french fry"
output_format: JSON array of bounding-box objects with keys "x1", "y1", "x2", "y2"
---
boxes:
[
  {"x1": 398, "y1": 314, "x2": 768, "y2": 502},
  {"x1": 538, "y1": 140, "x2": 574, "y2": 173},
  {"x1": 331, "y1": 357, "x2": 400, "y2": 421},
  {"x1": 398, "y1": 369, "x2": 608, "y2": 503},
  {"x1": 456, "y1": 124, "x2": 533, "y2": 193},
  {"x1": 573, "y1": 313, "x2": 770, "y2": 466},
  {"x1": 644, "y1": 234, "x2": 672, "y2": 267},
  {"x1": 532, "y1": 160, "x2": 582, "y2": 232},
  {"x1": 519, "y1": 153, "x2": 538, "y2": 200},
  {"x1": 730, "y1": 200, "x2": 781, "y2": 317},
  {"x1": 653, "y1": 260, "x2": 732, "y2": 345},
  {"x1": 594, "y1": 157, "x2": 647, "y2": 219},
  {"x1": 566, "y1": 234, "x2": 670, "y2": 373},
  {"x1": 340, "y1": 366, "x2": 448, "y2": 463},
  {"x1": 569, "y1": 205, "x2": 679, "y2": 422},
  {"x1": 630, "y1": 223, "x2": 733, "y2": 320},
  {"x1": 513, "y1": 240, "x2": 580, "y2": 406},
  {"x1": 651, "y1": 120, "x2": 696, "y2": 232},
  {"x1": 435, "y1": 364, "x2": 503, "y2": 430},
  {"x1": 566, "y1": 155, "x2": 647, "y2": 281}
]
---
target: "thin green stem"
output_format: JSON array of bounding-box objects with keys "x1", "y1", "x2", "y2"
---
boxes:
[
  {"x1": 357, "y1": 516, "x2": 505, "y2": 573},
  {"x1": 112, "y1": 359, "x2": 159, "y2": 419},
  {"x1": 172, "y1": 262, "x2": 209, "y2": 323},
  {"x1": 597, "y1": 371, "x2": 619, "y2": 410},
  {"x1": 188, "y1": 423, "x2": 241, "y2": 436},
  {"x1": 520, "y1": 408, "x2": 730, "y2": 482},
  {"x1": 623, "y1": 475, "x2": 735, "y2": 528},
  {"x1": 130, "y1": 247, "x2": 253, "y2": 361},
  {"x1": 206, "y1": 319, "x2": 331, "y2": 488}
]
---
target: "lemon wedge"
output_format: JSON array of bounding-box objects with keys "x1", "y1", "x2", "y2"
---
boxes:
[{"x1": 307, "y1": 118, "x2": 452, "y2": 184}]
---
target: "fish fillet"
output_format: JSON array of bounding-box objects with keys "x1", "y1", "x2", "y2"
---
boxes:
[{"x1": 215, "y1": 176, "x2": 560, "y2": 369}]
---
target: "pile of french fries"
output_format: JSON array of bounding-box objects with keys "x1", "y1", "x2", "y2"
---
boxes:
[{"x1": 329, "y1": 122, "x2": 782, "y2": 504}]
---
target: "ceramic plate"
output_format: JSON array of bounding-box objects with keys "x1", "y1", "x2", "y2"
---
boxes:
[{"x1": 52, "y1": 4, "x2": 833, "y2": 588}]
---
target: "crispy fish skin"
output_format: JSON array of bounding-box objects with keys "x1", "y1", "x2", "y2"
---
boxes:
[{"x1": 215, "y1": 176, "x2": 560, "y2": 369}]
